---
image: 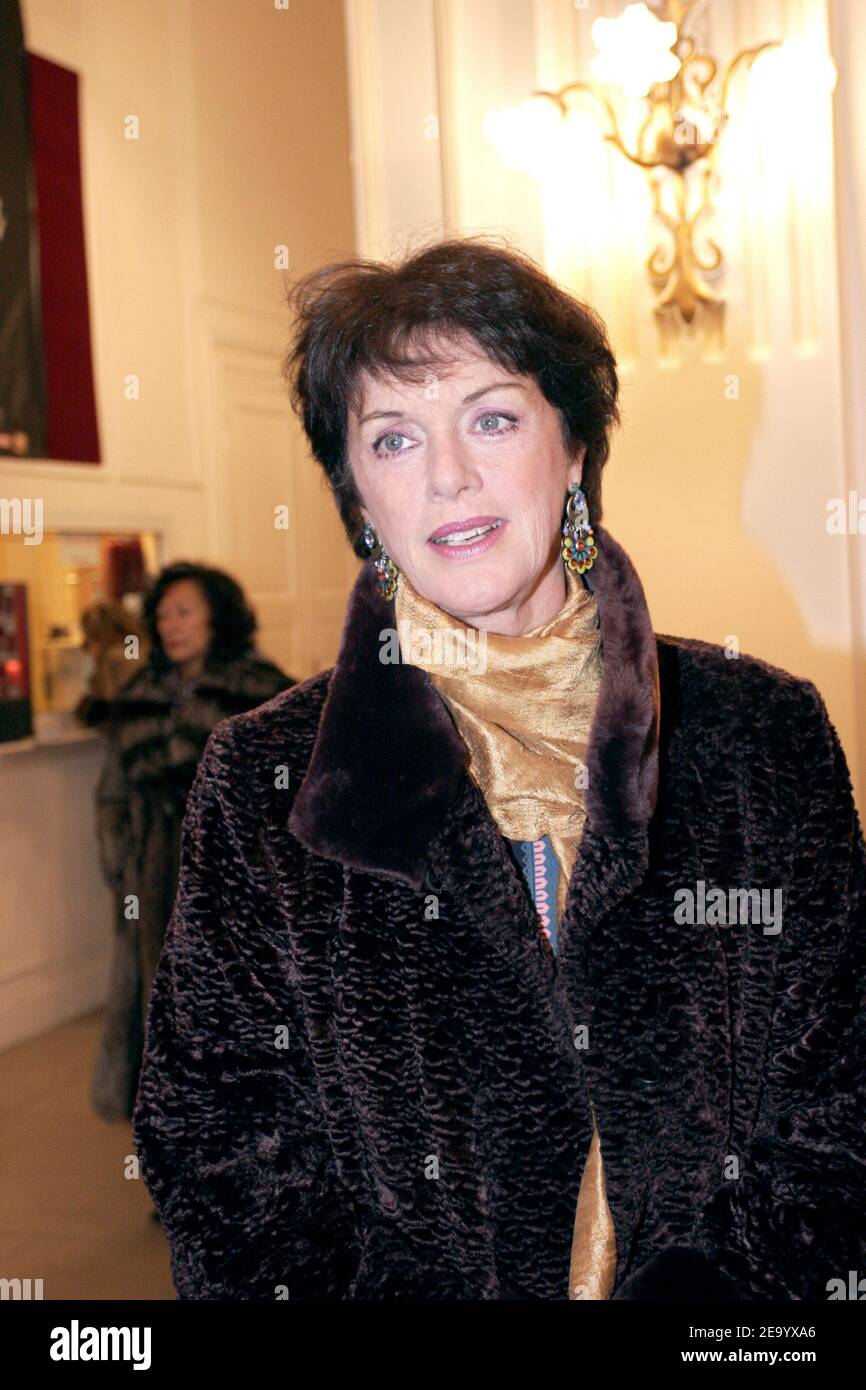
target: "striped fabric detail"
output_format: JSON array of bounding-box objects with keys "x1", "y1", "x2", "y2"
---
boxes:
[{"x1": 510, "y1": 835, "x2": 560, "y2": 953}]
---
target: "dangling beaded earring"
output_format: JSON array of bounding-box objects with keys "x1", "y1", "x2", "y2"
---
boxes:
[
  {"x1": 561, "y1": 483, "x2": 598, "y2": 574},
  {"x1": 362, "y1": 520, "x2": 399, "y2": 600}
]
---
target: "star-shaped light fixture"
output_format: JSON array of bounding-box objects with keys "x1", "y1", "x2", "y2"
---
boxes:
[{"x1": 590, "y1": 2, "x2": 681, "y2": 98}]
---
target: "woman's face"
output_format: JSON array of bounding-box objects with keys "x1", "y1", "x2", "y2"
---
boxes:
[
  {"x1": 347, "y1": 335, "x2": 586, "y2": 635},
  {"x1": 155, "y1": 579, "x2": 213, "y2": 671}
]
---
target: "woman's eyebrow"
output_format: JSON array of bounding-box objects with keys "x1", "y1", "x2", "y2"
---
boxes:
[{"x1": 359, "y1": 380, "x2": 526, "y2": 426}]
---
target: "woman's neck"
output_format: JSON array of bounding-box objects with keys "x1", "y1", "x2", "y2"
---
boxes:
[{"x1": 177, "y1": 656, "x2": 204, "y2": 680}]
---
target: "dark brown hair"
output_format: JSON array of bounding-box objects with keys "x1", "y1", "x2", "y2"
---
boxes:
[
  {"x1": 282, "y1": 234, "x2": 620, "y2": 558},
  {"x1": 143, "y1": 561, "x2": 257, "y2": 669}
]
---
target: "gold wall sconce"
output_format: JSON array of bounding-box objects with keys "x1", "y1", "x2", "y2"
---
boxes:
[{"x1": 485, "y1": 1, "x2": 837, "y2": 333}]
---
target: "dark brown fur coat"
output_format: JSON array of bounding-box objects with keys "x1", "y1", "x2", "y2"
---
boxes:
[
  {"x1": 91, "y1": 652, "x2": 294, "y2": 1121},
  {"x1": 132, "y1": 529, "x2": 866, "y2": 1299}
]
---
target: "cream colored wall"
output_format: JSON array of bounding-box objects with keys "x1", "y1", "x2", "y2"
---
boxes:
[
  {"x1": 344, "y1": 0, "x2": 866, "y2": 817},
  {"x1": 0, "y1": 0, "x2": 358, "y2": 1050}
]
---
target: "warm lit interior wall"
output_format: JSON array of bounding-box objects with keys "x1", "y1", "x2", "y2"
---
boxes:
[
  {"x1": 345, "y1": 0, "x2": 866, "y2": 817},
  {"x1": 0, "y1": 0, "x2": 357, "y2": 1050}
]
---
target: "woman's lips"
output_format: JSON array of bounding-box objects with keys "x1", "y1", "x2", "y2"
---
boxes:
[{"x1": 426, "y1": 519, "x2": 508, "y2": 560}]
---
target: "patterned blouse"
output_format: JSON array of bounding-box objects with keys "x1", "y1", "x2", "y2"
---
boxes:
[{"x1": 508, "y1": 835, "x2": 560, "y2": 954}]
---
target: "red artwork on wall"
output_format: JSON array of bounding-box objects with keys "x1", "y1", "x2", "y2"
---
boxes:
[{"x1": 26, "y1": 52, "x2": 101, "y2": 463}]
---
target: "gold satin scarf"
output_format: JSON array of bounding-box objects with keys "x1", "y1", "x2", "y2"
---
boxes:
[
  {"x1": 393, "y1": 564, "x2": 618, "y2": 1299},
  {"x1": 394, "y1": 564, "x2": 602, "y2": 927}
]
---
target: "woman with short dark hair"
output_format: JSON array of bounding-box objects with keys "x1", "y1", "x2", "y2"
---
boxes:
[
  {"x1": 91, "y1": 561, "x2": 294, "y2": 1125},
  {"x1": 133, "y1": 237, "x2": 866, "y2": 1300}
]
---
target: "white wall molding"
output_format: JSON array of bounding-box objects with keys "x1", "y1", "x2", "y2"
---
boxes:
[{"x1": 343, "y1": 0, "x2": 388, "y2": 257}]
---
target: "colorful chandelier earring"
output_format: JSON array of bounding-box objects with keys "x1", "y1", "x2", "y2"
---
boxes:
[
  {"x1": 362, "y1": 520, "x2": 399, "y2": 599},
  {"x1": 561, "y1": 483, "x2": 598, "y2": 574}
]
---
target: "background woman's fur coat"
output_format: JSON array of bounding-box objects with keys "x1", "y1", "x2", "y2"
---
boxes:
[
  {"x1": 91, "y1": 652, "x2": 294, "y2": 1121},
  {"x1": 132, "y1": 529, "x2": 866, "y2": 1299}
]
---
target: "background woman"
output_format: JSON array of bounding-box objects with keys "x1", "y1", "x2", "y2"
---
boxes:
[{"x1": 91, "y1": 561, "x2": 294, "y2": 1124}]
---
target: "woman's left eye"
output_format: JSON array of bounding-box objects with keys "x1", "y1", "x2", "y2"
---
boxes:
[{"x1": 476, "y1": 411, "x2": 518, "y2": 434}]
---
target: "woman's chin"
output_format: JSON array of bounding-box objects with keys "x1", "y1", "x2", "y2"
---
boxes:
[{"x1": 410, "y1": 560, "x2": 515, "y2": 625}]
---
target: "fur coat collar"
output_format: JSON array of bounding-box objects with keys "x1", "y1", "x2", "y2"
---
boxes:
[{"x1": 290, "y1": 525, "x2": 660, "y2": 901}]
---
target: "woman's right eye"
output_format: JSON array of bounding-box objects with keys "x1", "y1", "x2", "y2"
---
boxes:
[{"x1": 372, "y1": 430, "x2": 411, "y2": 457}]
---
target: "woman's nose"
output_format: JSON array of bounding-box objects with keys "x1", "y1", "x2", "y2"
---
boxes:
[{"x1": 426, "y1": 441, "x2": 480, "y2": 497}]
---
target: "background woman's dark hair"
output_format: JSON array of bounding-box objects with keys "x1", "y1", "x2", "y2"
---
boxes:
[
  {"x1": 282, "y1": 234, "x2": 620, "y2": 558},
  {"x1": 143, "y1": 562, "x2": 257, "y2": 668}
]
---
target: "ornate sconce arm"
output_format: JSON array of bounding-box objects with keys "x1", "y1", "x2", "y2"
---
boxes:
[
  {"x1": 531, "y1": 82, "x2": 659, "y2": 170},
  {"x1": 720, "y1": 42, "x2": 782, "y2": 123},
  {"x1": 700, "y1": 40, "x2": 781, "y2": 178}
]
